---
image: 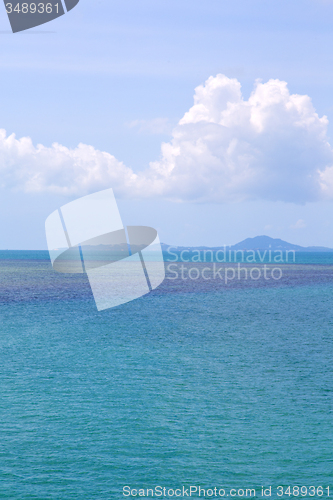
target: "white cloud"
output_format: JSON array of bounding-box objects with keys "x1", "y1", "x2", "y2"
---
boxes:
[
  {"x1": 148, "y1": 74, "x2": 333, "y2": 203},
  {"x1": 290, "y1": 219, "x2": 306, "y2": 229},
  {"x1": 127, "y1": 118, "x2": 172, "y2": 135},
  {"x1": 2, "y1": 74, "x2": 333, "y2": 203},
  {"x1": 0, "y1": 130, "x2": 138, "y2": 196}
]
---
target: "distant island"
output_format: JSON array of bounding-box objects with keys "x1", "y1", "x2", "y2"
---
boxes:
[{"x1": 161, "y1": 235, "x2": 333, "y2": 252}]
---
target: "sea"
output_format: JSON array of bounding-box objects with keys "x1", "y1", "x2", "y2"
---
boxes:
[{"x1": 1, "y1": 250, "x2": 333, "y2": 499}]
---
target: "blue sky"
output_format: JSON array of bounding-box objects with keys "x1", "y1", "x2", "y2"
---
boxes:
[{"x1": 2, "y1": 0, "x2": 333, "y2": 248}]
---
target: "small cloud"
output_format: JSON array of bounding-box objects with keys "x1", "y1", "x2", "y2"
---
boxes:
[
  {"x1": 264, "y1": 224, "x2": 273, "y2": 230},
  {"x1": 127, "y1": 118, "x2": 172, "y2": 135},
  {"x1": 290, "y1": 219, "x2": 306, "y2": 229}
]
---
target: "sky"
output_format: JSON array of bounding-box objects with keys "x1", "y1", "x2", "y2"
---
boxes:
[{"x1": 2, "y1": 0, "x2": 333, "y2": 248}]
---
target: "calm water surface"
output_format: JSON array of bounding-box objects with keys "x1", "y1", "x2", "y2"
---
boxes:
[{"x1": 0, "y1": 252, "x2": 333, "y2": 499}]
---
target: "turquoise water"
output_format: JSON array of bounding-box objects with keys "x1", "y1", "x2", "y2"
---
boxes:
[{"x1": 1, "y1": 252, "x2": 333, "y2": 499}]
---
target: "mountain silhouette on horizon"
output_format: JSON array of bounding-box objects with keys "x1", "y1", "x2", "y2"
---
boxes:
[{"x1": 161, "y1": 235, "x2": 333, "y2": 252}]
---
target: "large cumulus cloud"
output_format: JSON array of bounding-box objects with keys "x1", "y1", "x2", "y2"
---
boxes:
[{"x1": 1, "y1": 74, "x2": 333, "y2": 203}]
